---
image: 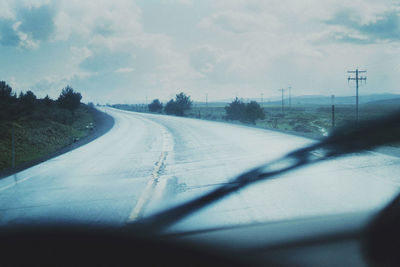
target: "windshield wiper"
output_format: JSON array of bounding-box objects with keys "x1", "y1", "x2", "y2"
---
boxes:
[{"x1": 128, "y1": 111, "x2": 400, "y2": 233}]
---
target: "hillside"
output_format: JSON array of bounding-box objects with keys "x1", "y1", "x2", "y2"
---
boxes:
[
  {"x1": 264, "y1": 93, "x2": 400, "y2": 106},
  {"x1": 0, "y1": 82, "x2": 98, "y2": 174}
]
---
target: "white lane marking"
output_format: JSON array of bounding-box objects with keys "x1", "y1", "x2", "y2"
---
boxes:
[
  {"x1": 127, "y1": 128, "x2": 173, "y2": 222},
  {"x1": 0, "y1": 175, "x2": 33, "y2": 193}
]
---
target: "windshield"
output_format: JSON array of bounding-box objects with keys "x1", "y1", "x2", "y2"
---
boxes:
[{"x1": 1, "y1": 0, "x2": 400, "y2": 234}]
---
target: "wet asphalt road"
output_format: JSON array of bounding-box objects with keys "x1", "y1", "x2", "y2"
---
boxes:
[{"x1": 1, "y1": 108, "x2": 399, "y2": 232}]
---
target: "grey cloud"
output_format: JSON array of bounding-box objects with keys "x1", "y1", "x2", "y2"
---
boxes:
[
  {"x1": 326, "y1": 9, "x2": 400, "y2": 43},
  {"x1": 81, "y1": 51, "x2": 133, "y2": 73},
  {"x1": 18, "y1": 5, "x2": 55, "y2": 41},
  {"x1": 213, "y1": 15, "x2": 245, "y2": 33},
  {"x1": 0, "y1": 4, "x2": 55, "y2": 47},
  {"x1": 80, "y1": 47, "x2": 156, "y2": 74},
  {"x1": 93, "y1": 22, "x2": 115, "y2": 37},
  {"x1": 0, "y1": 19, "x2": 19, "y2": 46},
  {"x1": 358, "y1": 12, "x2": 400, "y2": 40},
  {"x1": 189, "y1": 47, "x2": 234, "y2": 84}
]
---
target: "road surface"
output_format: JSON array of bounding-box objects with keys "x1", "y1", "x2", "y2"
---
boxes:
[{"x1": 1, "y1": 108, "x2": 399, "y2": 232}]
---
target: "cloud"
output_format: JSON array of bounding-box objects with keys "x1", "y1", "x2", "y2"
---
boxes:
[
  {"x1": 189, "y1": 45, "x2": 234, "y2": 83},
  {"x1": 0, "y1": 19, "x2": 19, "y2": 46},
  {"x1": 18, "y1": 5, "x2": 54, "y2": 41},
  {"x1": 0, "y1": 3, "x2": 54, "y2": 48},
  {"x1": 358, "y1": 11, "x2": 400, "y2": 41},
  {"x1": 114, "y1": 67, "x2": 135, "y2": 73},
  {"x1": 80, "y1": 50, "x2": 133, "y2": 73},
  {"x1": 325, "y1": 7, "x2": 400, "y2": 43},
  {"x1": 198, "y1": 10, "x2": 278, "y2": 34},
  {"x1": 52, "y1": 0, "x2": 142, "y2": 42},
  {"x1": 1, "y1": 0, "x2": 400, "y2": 103}
]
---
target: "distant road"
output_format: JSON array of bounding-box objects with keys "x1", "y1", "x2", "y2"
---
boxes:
[{"x1": 0, "y1": 108, "x2": 399, "y2": 232}]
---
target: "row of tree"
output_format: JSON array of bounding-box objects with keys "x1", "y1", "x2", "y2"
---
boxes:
[
  {"x1": 0, "y1": 81, "x2": 83, "y2": 122},
  {"x1": 147, "y1": 92, "x2": 265, "y2": 123},
  {"x1": 148, "y1": 92, "x2": 193, "y2": 116}
]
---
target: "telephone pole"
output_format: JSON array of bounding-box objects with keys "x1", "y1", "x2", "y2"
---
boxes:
[
  {"x1": 288, "y1": 86, "x2": 292, "y2": 108},
  {"x1": 260, "y1": 93, "x2": 264, "y2": 107},
  {"x1": 278, "y1": 88, "x2": 286, "y2": 112},
  {"x1": 331, "y1": 95, "x2": 335, "y2": 131},
  {"x1": 348, "y1": 68, "x2": 367, "y2": 123}
]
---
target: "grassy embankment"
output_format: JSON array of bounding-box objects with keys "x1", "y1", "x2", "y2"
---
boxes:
[
  {"x1": 190, "y1": 103, "x2": 400, "y2": 137},
  {"x1": 0, "y1": 105, "x2": 95, "y2": 172}
]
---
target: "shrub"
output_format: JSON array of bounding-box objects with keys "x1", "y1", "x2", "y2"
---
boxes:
[
  {"x1": 164, "y1": 92, "x2": 192, "y2": 116},
  {"x1": 148, "y1": 99, "x2": 163, "y2": 113},
  {"x1": 225, "y1": 98, "x2": 265, "y2": 123},
  {"x1": 245, "y1": 101, "x2": 265, "y2": 123},
  {"x1": 225, "y1": 97, "x2": 246, "y2": 121}
]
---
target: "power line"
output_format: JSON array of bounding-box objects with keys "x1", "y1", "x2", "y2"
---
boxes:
[{"x1": 348, "y1": 68, "x2": 367, "y2": 123}]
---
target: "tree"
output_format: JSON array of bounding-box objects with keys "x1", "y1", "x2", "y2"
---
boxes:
[
  {"x1": 225, "y1": 98, "x2": 265, "y2": 123},
  {"x1": 0, "y1": 81, "x2": 17, "y2": 121},
  {"x1": 19, "y1": 91, "x2": 37, "y2": 110},
  {"x1": 43, "y1": 95, "x2": 53, "y2": 107},
  {"x1": 164, "y1": 92, "x2": 192, "y2": 116},
  {"x1": 164, "y1": 99, "x2": 178, "y2": 115},
  {"x1": 225, "y1": 97, "x2": 246, "y2": 121},
  {"x1": 244, "y1": 101, "x2": 265, "y2": 123},
  {"x1": 148, "y1": 99, "x2": 163, "y2": 113},
  {"x1": 57, "y1": 86, "x2": 82, "y2": 113},
  {"x1": 0, "y1": 81, "x2": 16, "y2": 103}
]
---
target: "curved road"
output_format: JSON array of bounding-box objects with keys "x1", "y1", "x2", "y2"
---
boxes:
[{"x1": 1, "y1": 108, "x2": 399, "y2": 232}]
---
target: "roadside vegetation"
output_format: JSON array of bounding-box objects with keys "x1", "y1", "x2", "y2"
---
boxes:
[
  {"x1": 112, "y1": 93, "x2": 400, "y2": 141},
  {"x1": 113, "y1": 92, "x2": 193, "y2": 117},
  {"x1": 164, "y1": 92, "x2": 193, "y2": 116},
  {"x1": 0, "y1": 81, "x2": 95, "y2": 172}
]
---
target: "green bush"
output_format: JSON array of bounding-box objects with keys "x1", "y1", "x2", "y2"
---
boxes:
[
  {"x1": 225, "y1": 98, "x2": 265, "y2": 123},
  {"x1": 148, "y1": 99, "x2": 163, "y2": 113},
  {"x1": 164, "y1": 92, "x2": 192, "y2": 116}
]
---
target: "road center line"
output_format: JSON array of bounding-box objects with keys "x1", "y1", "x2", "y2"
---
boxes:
[
  {"x1": 127, "y1": 151, "x2": 168, "y2": 222},
  {"x1": 127, "y1": 127, "x2": 173, "y2": 222}
]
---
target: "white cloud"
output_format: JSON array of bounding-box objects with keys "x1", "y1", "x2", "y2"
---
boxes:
[
  {"x1": 0, "y1": 1, "x2": 15, "y2": 19},
  {"x1": 1, "y1": 0, "x2": 399, "y2": 102},
  {"x1": 114, "y1": 67, "x2": 135, "y2": 73}
]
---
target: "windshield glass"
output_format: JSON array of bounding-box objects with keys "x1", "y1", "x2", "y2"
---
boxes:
[{"x1": 0, "y1": 0, "x2": 399, "y2": 233}]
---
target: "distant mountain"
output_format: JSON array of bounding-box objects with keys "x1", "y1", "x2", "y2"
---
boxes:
[
  {"x1": 264, "y1": 93, "x2": 400, "y2": 106},
  {"x1": 365, "y1": 97, "x2": 400, "y2": 106}
]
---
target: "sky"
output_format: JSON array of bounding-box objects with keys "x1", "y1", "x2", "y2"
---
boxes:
[{"x1": 0, "y1": 0, "x2": 399, "y2": 104}]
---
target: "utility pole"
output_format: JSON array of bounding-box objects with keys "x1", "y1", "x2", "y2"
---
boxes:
[
  {"x1": 288, "y1": 86, "x2": 292, "y2": 108},
  {"x1": 331, "y1": 95, "x2": 335, "y2": 131},
  {"x1": 260, "y1": 93, "x2": 264, "y2": 107},
  {"x1": 348, "y1": 68, "x2": 367, "y2": 123},
  {"x1": 278, "y1": 88, "x2": 286, "y2": 112},
  {"x1": 206, "y1": 93, "x2": 208, "y2": 108}
]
